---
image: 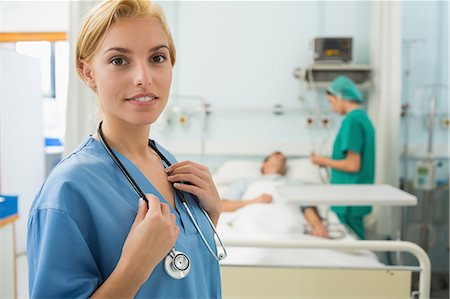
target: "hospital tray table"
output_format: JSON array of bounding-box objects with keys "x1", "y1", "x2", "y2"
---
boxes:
[{"x1": 276, "y1": 184, "x2": 417, "y2": 206}]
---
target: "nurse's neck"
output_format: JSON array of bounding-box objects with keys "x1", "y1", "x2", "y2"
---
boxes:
[
  {"x1": 342, "y1": 101, "x2": 362, "y2": 115},
  {"x1": 96, "y1": 120, "x2": 152, "y2": 158}
]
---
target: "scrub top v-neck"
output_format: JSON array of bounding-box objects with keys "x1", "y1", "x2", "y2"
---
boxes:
[
  {"x1": 27, "y1": 136, "x2": 221, "y2": 298},
  {"x1": 111, "y1": 146, "x2": 197, "y2": 235}
]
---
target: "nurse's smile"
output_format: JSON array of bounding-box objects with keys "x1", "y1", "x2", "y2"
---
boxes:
[{"x1": 127, "y1": 93, "x2": 160, "y2": 106}]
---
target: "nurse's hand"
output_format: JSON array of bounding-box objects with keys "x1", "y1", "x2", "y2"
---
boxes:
[
  {"x1": 93, "y1": 195, "x2": 178, "y2": 297},
  {"x1": 310, "y1": 152, "x2": 325, "y2": 166},
  {"x1": 166, "y1": 161, "x2": 221, "y2": 225},
  {"x1": 118, "y1": 195, "x2": 179, "y2": 286}
]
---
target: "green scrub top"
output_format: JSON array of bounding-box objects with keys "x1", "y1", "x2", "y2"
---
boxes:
[{"x1": 331, "y1": 109, "x2": 375, "y2": 219}]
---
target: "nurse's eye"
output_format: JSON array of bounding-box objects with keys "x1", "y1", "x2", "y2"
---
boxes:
[
  {"x1": 151, "y1": 54, "x2": 167, "y2": 63},
  {"x1": 110, "y1": 57, "x2": 128, "y2": 66}
]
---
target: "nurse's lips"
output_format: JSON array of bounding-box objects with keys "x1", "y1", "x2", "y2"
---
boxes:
[{"x1": 127, "y1": 93, "x2": 159, "y2": 103}]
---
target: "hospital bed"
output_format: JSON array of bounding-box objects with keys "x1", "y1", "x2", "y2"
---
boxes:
[
  {"x1": 220, "y1": 239, "x2": 430, "y2": 299},
  {"x1": 214, "y1": 158, "x2": 429, "y2": 298}
]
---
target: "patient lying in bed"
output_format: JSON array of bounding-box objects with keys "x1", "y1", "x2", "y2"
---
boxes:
[
  {"x1": 215, "y1": 153, "x2": 381, "y2": 267},
  {"x1": 220, "y1": 151, "x2": 329, "y2": 238}
]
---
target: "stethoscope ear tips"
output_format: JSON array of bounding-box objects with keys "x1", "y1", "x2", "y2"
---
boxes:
[{"x1": 218, "y1": 253, "x2": 226, "y2": 260}]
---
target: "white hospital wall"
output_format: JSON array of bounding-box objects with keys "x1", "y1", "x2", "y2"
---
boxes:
[
  {"x1": 0, "y1": 1, "x2": 69, "y2": 32},
  {"x1": 172, "y1": 2, "x2": 370, "y2": 104},
  {"x1": 155, "y1": 1, "x2": 448, "y2": 169},
  {"x1": 0, "y1": 49, "x2": 45, "y2": 254},
  {"x1": 154, "y1": 1, "x2": 371, "y2": 163},
  {"x1": 1, "y1": 1, "x2": 372, "y2": 161},
  {"x1": 2, "y1": 1, "x2": 446, "y2": 165}
]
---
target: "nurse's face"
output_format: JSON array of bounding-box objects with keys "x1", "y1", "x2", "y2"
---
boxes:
[
  {"x1": 82, "y1": 17, "x2": 172, "y2": 126},
  {"x1": 327, "y1": 94, "x2": 345, "y2": 115}
]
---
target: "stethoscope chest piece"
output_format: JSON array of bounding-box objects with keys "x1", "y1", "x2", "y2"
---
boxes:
[{"x1": 164, "y1": 250, "x2": 190, "y2": 279}]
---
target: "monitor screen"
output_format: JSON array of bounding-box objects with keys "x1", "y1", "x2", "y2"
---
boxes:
[{"x1": 314, "y1": 38, "x2": 353, "y2": 63}]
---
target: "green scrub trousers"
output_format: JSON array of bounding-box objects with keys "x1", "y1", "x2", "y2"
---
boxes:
[{"x1": 330, "y1": 109, "x2": 375, "y2": 239}]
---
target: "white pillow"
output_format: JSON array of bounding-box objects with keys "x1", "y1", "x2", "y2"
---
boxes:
[
  {"x1": 213, "y1": 160, "x2": 262, "y2": 184},
  {"x1": 213, "y1": 158, "x2": 325, "y2": 185}
]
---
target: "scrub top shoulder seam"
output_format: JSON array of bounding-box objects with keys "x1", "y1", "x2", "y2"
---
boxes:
[
  {"x1": 60, "y1": 137, "x2": 92, "y2": 165},
  {"x1": 29, "y1": 207, "x2": 75, "y2": 223},
  {"x1": 28, "y1": 207, "x2": 80, "y2": 237}
]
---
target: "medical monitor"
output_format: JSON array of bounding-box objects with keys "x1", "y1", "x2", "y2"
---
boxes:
[{"x1": 314, "y1": 37, "x2": 353, "y2": 63}]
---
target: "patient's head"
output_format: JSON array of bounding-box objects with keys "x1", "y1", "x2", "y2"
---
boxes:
[{"x1": 261, "y1": 151, "x2": 287, "y2": 175}]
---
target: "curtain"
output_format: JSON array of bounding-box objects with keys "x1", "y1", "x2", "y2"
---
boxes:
[
  {"x1": 64, "y1": 1, "x2": 100, "y2": 157},
  {"x1": 366, "y1": 1, "x2": 402, "y2": 237}
]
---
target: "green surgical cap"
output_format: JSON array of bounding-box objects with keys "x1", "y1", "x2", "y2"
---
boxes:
[{"x1": 326, "y1": 76, "x2": 363, "y2": 103}]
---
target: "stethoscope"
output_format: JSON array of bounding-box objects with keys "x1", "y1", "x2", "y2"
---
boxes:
[{"x1": 97, "y1": 121, "x2": 227, "y2": 280}]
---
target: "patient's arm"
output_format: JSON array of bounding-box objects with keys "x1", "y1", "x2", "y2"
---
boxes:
[
  {"x1": 221, "y1": 194, "x2": 272, "y2": 212},
  {"x1": 302, "y1": 207, "x2": 329, "y2": 238}
]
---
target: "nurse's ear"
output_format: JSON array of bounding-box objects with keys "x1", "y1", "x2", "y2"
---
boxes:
[{"x1": 78, "y1": 59, "x2": 97, "y2": 90}]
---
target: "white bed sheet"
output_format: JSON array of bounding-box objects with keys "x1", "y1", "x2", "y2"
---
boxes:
[
  {"x1": 218, "y1": 205, "x2": 382, "y2": 268},
  {"x1": 214, "y1": 158, "x2": 382, "y2": 268}
]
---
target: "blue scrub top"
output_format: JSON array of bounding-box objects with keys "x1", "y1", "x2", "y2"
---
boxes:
[{"x1": 27, "y1": 136, "x2": 222, "y2": 298}]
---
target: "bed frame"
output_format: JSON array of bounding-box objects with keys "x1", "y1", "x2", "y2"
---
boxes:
[{"x1": 221, "y1": 239, "x2": 430, "y2": 299}]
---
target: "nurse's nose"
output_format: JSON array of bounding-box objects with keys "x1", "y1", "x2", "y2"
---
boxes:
[{"x1": 134, "y1": 61, "x2": 152, "y2": 87}]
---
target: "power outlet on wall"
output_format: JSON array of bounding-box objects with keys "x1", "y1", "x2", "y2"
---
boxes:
[
  {"x1": 306, "y1": 115, "x2": 315, "y2": 127},
  {"x1": 321, "y1": 115, "x2": 331, "y2": 128},
  {"x1": 440, "y1": 117, "x2": 450, "y2": 129}
]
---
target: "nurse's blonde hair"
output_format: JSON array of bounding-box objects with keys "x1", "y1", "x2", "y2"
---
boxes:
[{"x1": 75, "y1": 0, "x2": 176, "y2": 79}]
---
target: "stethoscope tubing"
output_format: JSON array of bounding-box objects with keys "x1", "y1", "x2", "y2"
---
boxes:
[
  {"x1": 96, "y1": 122, "x2": 226, "y2": 267},
  {"x1": 97, "y1": 123, "x2": 148, "y2": 203},
  {"x1": 182, "y1": 201, "x2": 226, "y2": 262}
]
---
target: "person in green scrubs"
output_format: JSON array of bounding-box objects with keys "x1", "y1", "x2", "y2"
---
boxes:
[{"x1": 310, "y1": 76, "x2": 375, "y2": 239}]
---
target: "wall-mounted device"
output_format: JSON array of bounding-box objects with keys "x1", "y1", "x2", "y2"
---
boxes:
[
  {"x1": 413, "y1": 160, "x2": 436, "y2": 191},
  {"x1": 314, "y1": 37, "x2": 353, "y2": 63},
  {"x1": 293, "y1": 64, "x2": 372, "y2": 89},
  {"x1": 413, "y1": 95, "x2": 439, "y2": 191},
  {"x1": 292, "y1": 37, "x2": 371, "y2": 89}
]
